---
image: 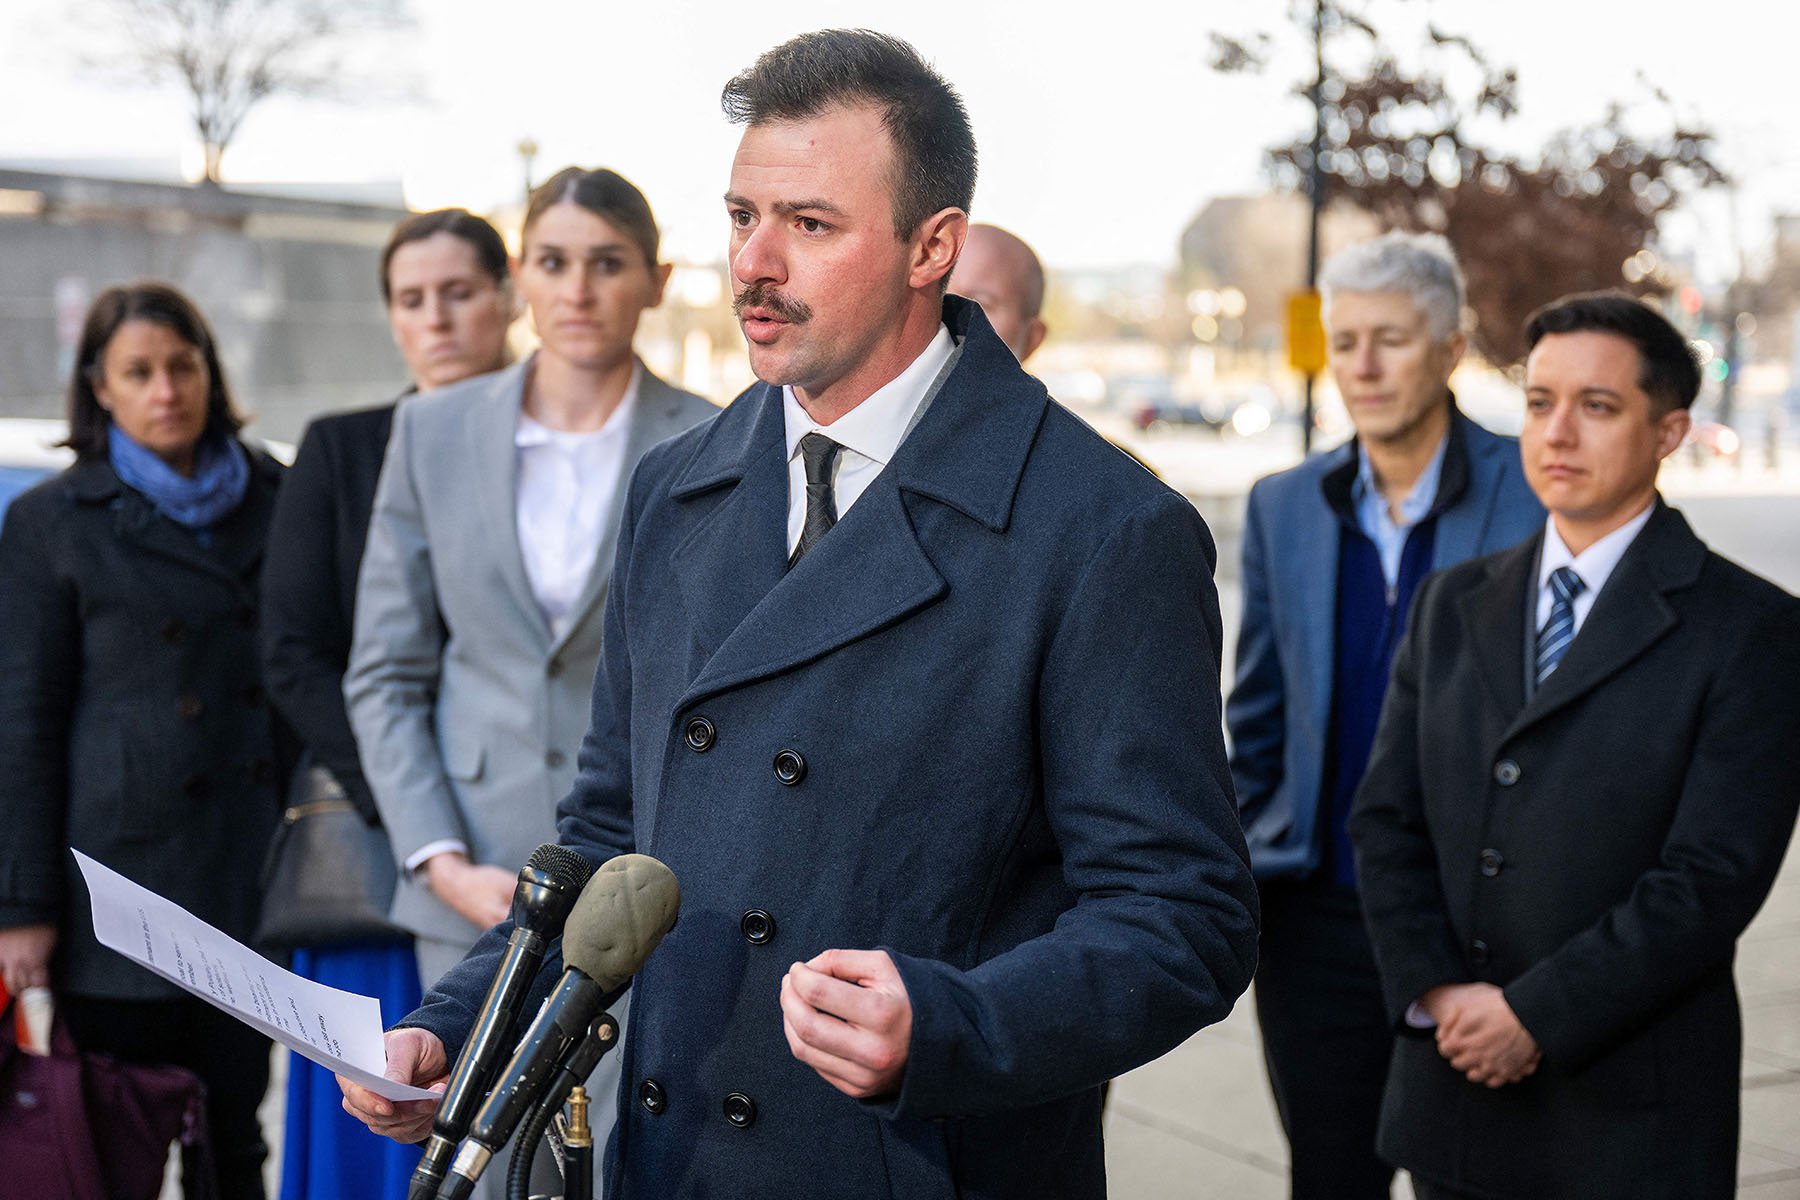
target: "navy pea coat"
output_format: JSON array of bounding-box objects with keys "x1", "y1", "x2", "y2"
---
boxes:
[
  {"x1": 0, "y1": 449, "x2": 289, "y2": 1000},
  {"x1": 411, "y1": 299, "x2": 1259, "y2": 1199}
]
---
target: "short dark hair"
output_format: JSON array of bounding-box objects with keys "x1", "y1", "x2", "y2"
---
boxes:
[
  {"x1": 379, "y1": 208, "x2": 510, "y2": 303},
  {"x1": 721, "y1": 29, "x2": 977, "y2": 240},
  {"x1": 523, "y1": 167, "x2": 662, "y2": 268},
  {"x1": 65, "y1": 281, "x2": 243, "y2": 460},
  {"x1": 1524, "y1": 292, "x2": 1701, "y2": 413}
]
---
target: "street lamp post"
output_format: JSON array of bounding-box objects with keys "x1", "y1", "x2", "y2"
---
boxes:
[
  {"x1": 1302, "y1": 0, "x2": 1326, "y2": 457},
  {"x1": 517, "y1": 137, "x2": 540, "y2": 201}
]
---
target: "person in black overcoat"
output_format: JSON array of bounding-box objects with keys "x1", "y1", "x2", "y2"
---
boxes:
[
  {"x1": 1350, "y1": 293, "x2": 1800, "y2": 1200},
  {"x1": 260, "y1": 208, "x2": 518, "y2": 1200},
  {"x1": 0, "y1": 281, "x2": 290, "y2": 1198}
]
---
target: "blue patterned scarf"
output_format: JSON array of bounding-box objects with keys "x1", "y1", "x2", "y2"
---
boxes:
[{"x1": 108, "y1": 423, "x2": 250, "y2": 532}]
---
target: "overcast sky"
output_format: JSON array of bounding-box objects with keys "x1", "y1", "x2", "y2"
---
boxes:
[{"x1": 2, "y1": 0, "x2": 1793, "y2": 281}]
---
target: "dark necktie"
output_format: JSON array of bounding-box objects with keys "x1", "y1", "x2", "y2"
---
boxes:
[
  {"x1": 1534, "y1": 565, "x2": 1586, "y2": 684},
  {"x1": 790, "y1": 432, "x2": 842, "y2": 566}
]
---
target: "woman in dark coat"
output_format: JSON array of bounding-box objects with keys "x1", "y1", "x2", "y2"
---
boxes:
[
  {"x1": 0, "y1": 280, "x2": 288, "y2": 1198},
  {"x1": 259, "y1": 208, "x2": 515, "y2": 1200}
]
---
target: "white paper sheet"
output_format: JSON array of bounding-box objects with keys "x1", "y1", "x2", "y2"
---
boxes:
[{"x1": 73, "y1": 850, "x2": 440, "y2": 1103}]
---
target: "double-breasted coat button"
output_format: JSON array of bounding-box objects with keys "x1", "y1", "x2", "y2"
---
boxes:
[
  {"x1": 545, "y1": 750, "x2": 566, "y2": 769},
  {"x1": 683, "y1": 716, "x2": 716, "y2": 753},
  {"x1": 723, "y1": 1092, "x2": 756, "y2": 1128},
  {"x1": 177, "y1": 695, "x2": 205, "y2": 721},
  {"x1": 1493, "y1": 759, "x2": 1522, "y2": 787},
  {"x1": 1478, "y1": 849, "x2": 1505, "y2": 877},
  {"x1": 637, "y1": 1079, "x2": 665, "y2": 1115},
  {"x1": 1469, "y1": 938, "x2": 1491, "y2": 966},
  {"x1": 772, "y1": 749, "x2": 806, "y2": 786},
  {"x1": 159, "y1": 617, "x2": 187, "y2": 644},
  {"x1": 740, "y1": 909, "x2": 776, "y2": 945}
]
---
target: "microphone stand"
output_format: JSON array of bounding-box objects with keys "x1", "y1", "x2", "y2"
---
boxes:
[{"x1": 497, "y1": 1011, "x2": 619, "y2": 1200}]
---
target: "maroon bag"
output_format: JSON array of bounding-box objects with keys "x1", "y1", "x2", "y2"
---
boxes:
[{"x1": 0, "y1": 997, "x2": 212, "y2": 1200}]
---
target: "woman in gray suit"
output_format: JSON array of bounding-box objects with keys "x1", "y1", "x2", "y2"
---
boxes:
[{"x1": 345, "y1": 168, "x2": 715, "y2": 1196}]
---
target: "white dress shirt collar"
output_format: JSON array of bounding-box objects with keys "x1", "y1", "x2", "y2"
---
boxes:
[
  {"x1": 781, "y1": 323, "x2": 955, "y2": 467},
  {"x1": 1534, "y1": 500, "x2": 1657, "y2": 635},
  {"x1": 780, "y1": 324, "x2": 955, "y2": 555}
]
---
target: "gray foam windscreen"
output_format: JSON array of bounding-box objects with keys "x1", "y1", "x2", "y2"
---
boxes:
[{"x1": 560, "y1": 854, "x2": 681, "y2": 992}]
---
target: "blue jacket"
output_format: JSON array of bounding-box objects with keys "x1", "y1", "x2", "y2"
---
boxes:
[
  {"x1": 410, "y1": 298, "x2": 1259, "y2": 1199},
  {"x1": 1228, "y1": 409, "x2": 1542, "y2": 881}
]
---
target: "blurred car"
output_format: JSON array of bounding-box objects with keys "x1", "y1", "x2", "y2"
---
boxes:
[
  {"x1": 1130, "y1": 400, "x2": 1225, "y2": 433},
  {"x1": 0, "y1": 418, "x2": 75, "y2": 522}
]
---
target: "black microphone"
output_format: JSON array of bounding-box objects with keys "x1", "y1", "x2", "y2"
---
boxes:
[
  {"x1": 408, "y1": 843, "x2": 595, "y2": 1200},
  {"x1": 438, "y1": 853, "x2": 680, "y2": 1200}
]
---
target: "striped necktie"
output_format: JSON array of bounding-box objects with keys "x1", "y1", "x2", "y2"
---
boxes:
[
  {"x1": 789, "y1": 432, "x2": 842, "y2": 567},
  {"x1": 1534, "y1": 566, "x2": 1586, "y2": 685}
]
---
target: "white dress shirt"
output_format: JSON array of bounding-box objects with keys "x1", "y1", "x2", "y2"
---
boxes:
[
  {"x1": 516, "y1": 366, "x2": 640, "y2": 639},
  {"x1": 1533, "y1": 502, "x2": 1657, "y2": 640},
  {"x1": 782, "y1": 324, "x2": 955, "y2": 555}
]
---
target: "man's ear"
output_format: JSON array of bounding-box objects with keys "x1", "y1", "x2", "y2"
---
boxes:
[
  {"x1": 1020, "y1": 317, "x2": 1048, "y2": 365},
  {"x1": 911, "y1": 208, "x2": 968, "y2": 291},
  {"x1": 1654, "y1": 406, "x2": 1692, "y2": 462}
]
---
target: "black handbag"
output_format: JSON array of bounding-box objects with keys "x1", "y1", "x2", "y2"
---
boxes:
[{"x1": 255, "y1": 760, "x2": 408, "y2": 949}]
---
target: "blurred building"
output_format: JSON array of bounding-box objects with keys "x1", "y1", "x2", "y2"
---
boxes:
[{"x1": 0, "y1": 167, "x2": 409, "y2": 441}]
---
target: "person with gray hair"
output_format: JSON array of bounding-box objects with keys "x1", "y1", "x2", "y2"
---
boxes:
[{"x1": 1227, "y1": 229, "x2": 1543, "y2": 1197}]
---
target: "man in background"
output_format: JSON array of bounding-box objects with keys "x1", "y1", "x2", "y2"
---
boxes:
[
  {"x1": 949, "y1": 222, "x2": 1047, "y2": 363},
  {"x1": 1228, "y1": 232, "x2": 1542, "y2": 1197}
]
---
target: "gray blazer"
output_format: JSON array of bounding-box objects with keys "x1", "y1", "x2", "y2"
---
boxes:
[{"x1": 346, "y1": 356, "x2": 715, "y2": 945}]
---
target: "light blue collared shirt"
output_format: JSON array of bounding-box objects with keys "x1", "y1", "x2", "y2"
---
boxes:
[{"x1": 1351, "y1": 433, "x2": 1449, "y2": 587}]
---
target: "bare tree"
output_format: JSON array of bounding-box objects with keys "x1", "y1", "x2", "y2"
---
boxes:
[{"x1": 87, "y1": 0, "x2": 411, "y2": 183}]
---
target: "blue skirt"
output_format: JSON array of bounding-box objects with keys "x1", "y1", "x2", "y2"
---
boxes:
[{"x1": 279, "y1": 940, "x2": 424, "y2": 1200}]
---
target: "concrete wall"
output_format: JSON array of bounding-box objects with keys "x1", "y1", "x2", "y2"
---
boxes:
[{"x1": 0, "y1": 170, "x2": 410, "y2": 443}]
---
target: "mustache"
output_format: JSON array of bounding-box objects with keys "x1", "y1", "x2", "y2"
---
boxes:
[{"x1": 733, "y1": 284, "x2": 813, "y2": 324}]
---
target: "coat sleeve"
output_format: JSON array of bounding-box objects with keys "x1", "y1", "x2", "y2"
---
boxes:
[
  {"x1": 0, "y1": 493, "x2": 79, "y2": 927},
  {"x1": 1349, "y1": 571, "x2": 1472, "y2": 1027},
  {"x1": 261, "y1": 420, "x2": 378, "y2": 821},
  {"x1": 885, "y1": 490, "x2": 1259, "y2": 1117},
  {"x1": 344, "y1": 401, "x2": 466, "y2": 864},
  {"x1": 1503, "y1": 595, "x2": 1800, "y2": 1067},
  {"x1": 1226, "y1": 478, "x2": 1285, "y2": 834}
]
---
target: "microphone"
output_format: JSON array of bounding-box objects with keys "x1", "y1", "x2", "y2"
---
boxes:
[
  {"x1": 438, "y1": 853, "x2": 680, "y2": 1200},
  {"x1": 408, "y1": 843, "x2": 595, "y2": 1200}
]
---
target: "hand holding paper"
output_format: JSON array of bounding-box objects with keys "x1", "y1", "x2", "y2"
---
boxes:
[{"x1": 73, "y1": 850, "x2": 437, "y2": 1102}]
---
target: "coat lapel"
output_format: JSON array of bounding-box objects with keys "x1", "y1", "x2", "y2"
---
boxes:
[
  {"x1": 466, "y1": 360, "x2": 551, "y2": 646},
  {"x1": 552, "y1": 366, "x2": 709, "y2": 658},
  {"x1": 1456, "y1": 534, "x2": 1540, "y2": 720},
  {"x1": 1505, "y1": 502, "x2": 1702, "y2": 739},
  {"x1": 669, "y1": 297, "x2": 1039, "y2": 710},
  {"x1": 1434, "y1": 410, "x2": 1495, "y2": 568},
  {"x1": 1299, "y1": 447, "x2": 1351, "y2": 738},
  {"x1": 88, "y1": 452, "x2": 275, "y2": 593}
]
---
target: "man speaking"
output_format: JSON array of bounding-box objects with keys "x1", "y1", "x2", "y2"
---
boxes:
[{"x1": 342, "y1": 29, "x2": 1257, "y2": 1198}]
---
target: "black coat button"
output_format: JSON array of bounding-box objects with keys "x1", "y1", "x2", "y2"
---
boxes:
[
  {"x1": 772, "y1": 749, "x2": 806, "y2": 786},
  {"x1": 638, "y1": 1078, "x2": 665, "y2": 1115},
  {"x1": 237, "y1": 604, "x2": 257, "y2": 630},
  {"x1": 182, "y1": 773, "x2": 209, "y2": 798},
  {"x1": 159, "y1": 617, "x2": 187, "y2": 644},
  {"x1": 177, "y1": 694, "x2": 205, "y2": 721},
  {"x1": 1479, "y1": 849, "x2": 1505, "y2": 877},
  {"x1": 1493, "y1": 759, "x2": 1521, "y2": 786},
  {"x1": 1469, "y1": 938, "x2": 1491, "y2": 966},
  {"x1": 546, "y1": 750, "x2": 566, "y2": 769},
  {"x1": 247, "y1": 758, "x2": 273, "y2": 784},
  {"x1": 240, "y1": 684, "x2": 264, "y2": 708},
  {"x1": 683, "y1": 716, "x2": 716, "y2": 753},
  {"x1": 740, "y1": 909, "x2": 775, "y2": 945},
  {"x1": 723, "y1": 1092, "x2": 756, "y2": 1128}
]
